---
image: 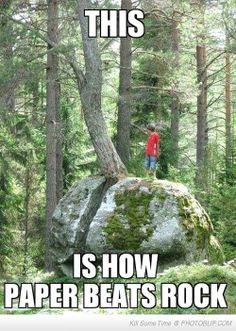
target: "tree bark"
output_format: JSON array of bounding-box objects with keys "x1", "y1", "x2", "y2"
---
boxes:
[
  {"x1": 23, "y1": 165, "x2": 30, "y2": 276},
  {"x1": 56, "y1": 83, "x2": 64, "y2": 202},
  {"x1": 170, "y1": 16, "x2": 180, "y2": 167},
  {"x1": 0, "y1": 0, "x2": 14, "y2": 275},
  {"x1": 32, "y1": 81, "x2": 40, "y2": 127},
  {"x1": 116, "y1": 0, "x2": 132, "y2": 166},
  {"x1": 45, "y1": 0, "x2": 60, "y2": 271},
  {"x1": 195, "y1": 1, "x2": 208, "y2": 186},
  {"x1": 196, "y1": 44, "x2": 208, "y2": 169},
  {"x1": 75, "y1": 0, "x2": 126, "y2": 178},
  {"x1": 225, "y1": 36, "x2": 232, "y2": 182}
]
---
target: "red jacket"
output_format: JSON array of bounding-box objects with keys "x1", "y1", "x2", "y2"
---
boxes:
[{"x1": 146, "y1": 132, "x2": 160, "y2": 156}]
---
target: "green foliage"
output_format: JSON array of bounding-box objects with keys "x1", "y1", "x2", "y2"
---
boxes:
[
  {"x1": 208, "y1": 185, "x2": 236, "y2": 260},
  {"x1": 130, "y1": 263, "x2": 236, "y2": 314}
]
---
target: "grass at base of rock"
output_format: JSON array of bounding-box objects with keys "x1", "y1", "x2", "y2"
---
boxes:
[
  {"x1": 1, "y1": 263, "x2": 236, "y2": 315},
  {"x1": 129, "y1": 263, "x2": 236, "y2": 314}
]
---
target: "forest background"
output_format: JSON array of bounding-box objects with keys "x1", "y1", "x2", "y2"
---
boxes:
[{"x1": 0, "y1": 0, "x2": 236, "y2": 314}]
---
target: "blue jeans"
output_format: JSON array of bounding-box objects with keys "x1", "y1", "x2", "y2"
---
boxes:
[{"x1": 144, "y1": 156, "x2": 157, "y2": 170}]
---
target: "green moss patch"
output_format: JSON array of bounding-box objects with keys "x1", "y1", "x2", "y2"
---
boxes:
[
  {"x1": 104, "y1": 188, "x2": 153, "y2": 250},
  {"x1": 177, "y1": 195, "x2": 211, "y2": 248},
  {"x1": 208, "y1": 235, "x2": 225, "y2": 264}
]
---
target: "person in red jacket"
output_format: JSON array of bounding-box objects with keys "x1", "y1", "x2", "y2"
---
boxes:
[{"x1": 145, "y1": 123, "x2": 160, "y2": 178}]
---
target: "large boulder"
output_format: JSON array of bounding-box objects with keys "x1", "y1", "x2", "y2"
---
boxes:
[{"x1": 51, "y1": 177, "x2": 224, "y2": 275}]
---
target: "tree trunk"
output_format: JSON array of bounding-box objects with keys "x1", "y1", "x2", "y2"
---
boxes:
[
  {"x1": 0, "y1": 0, "x2": 15, "y2": 126},
  {"x1": 225, "y1": 36, "x2": 232, "y2": 182},
  {"x1": 170, "y1": 16, "x2": 180, "y2": 167},
  {"x1": 23, "y1": 165, "x2": 30, "y2": 276},
  {"x1": 0, "y1": 0, "x2": 14, "y2": 275},
  {"x1": 116, "y1": 0, "x2": 132, "y2": 166},
  {"x1": 32, "y1": 81, "x2": 40, "y2": 126},
  {"x1": 195, "y1": 1, "x2": 208, "y2": 186},
  {"x1": 45, "y1": 0, "x2": 60, "y2": 271},
  {"x1": 196, "y1": 45, "x2": 208, "y2": 169},
  {"x1": 75, "y1": 0, "x2": 126, "y2": 178},
  {"x1": 56, "y1": 83, "x2": 64, "y2": 202}
]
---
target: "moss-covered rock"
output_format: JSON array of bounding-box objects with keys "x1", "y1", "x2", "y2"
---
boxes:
[
  {"x1": 104, "y1": 189, "x2": 153, "y2": 250},
  {"x1": 208, "y1": 235, "x2": 224, "y2": 264},
  {"x1": 86, "y1": 178, "x2": 223, "y2": 269},
  {"x1": 52, "y1": 177, "x2": 224, "y2": 275}
]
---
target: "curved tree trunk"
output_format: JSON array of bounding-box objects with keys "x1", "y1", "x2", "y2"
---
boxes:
[{"x1": 75, "y1": 0, "x2": 127, "y2": 178}]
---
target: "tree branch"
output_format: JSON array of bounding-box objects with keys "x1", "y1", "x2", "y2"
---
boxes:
[{"x1": 0, "y1": 11, "x2": 86, "y2": 89}]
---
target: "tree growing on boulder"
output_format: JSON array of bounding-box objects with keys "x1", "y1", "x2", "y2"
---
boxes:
[{"x1": 73, "y1": 0, "x2": 127, "y2": 178}]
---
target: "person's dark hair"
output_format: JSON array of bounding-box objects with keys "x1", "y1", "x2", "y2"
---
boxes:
[{"x1": 147, "y1": 123, "x2": 156, "y2": 132}]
